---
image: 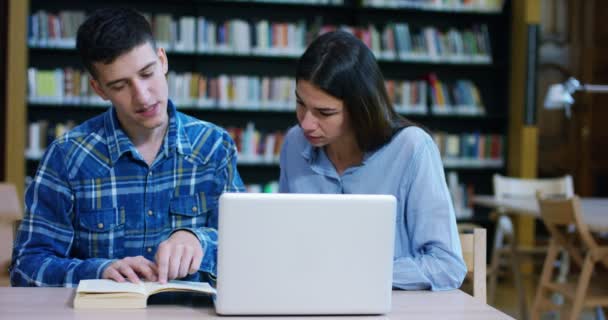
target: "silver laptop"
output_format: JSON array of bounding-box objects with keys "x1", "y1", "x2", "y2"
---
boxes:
[{"x1": 214, "y1": 193, "x2": 396, "y2": 315}]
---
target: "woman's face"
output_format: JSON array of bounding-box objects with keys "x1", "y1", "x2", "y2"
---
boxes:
[{"x1": 295, "y1": 80, "x2": 354, "y2": 148}]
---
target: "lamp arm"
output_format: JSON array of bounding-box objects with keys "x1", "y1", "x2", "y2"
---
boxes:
[{"x1": 580, "y1": 84, "x2": 608, "y2": 93}]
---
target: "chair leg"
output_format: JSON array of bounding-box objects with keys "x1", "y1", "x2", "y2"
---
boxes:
[
  {"x1": 487, "y1": 250, "x2": 500, "y2": 305},
  {"x1": 531, "y1": 241, "x2": 560, "y2": 320},
  {"x1": 510, "y1": 240, "x2": 528, "y2": 320},
  {"x1": 488, "y1": 214, "x2": 509, "y2": 306},
  {"x1": 567, "y1": 254, "x2": 594, "y2": 320}
]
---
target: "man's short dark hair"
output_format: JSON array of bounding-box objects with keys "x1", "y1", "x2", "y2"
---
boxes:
[{"x1": 76, "y1": 8, "x2": 156, "y2": 78}]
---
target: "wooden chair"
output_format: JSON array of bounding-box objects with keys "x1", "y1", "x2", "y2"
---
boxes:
[
  {"x1": 488, "y1": 174, "x2": 574, "y2": 319},
  {"x1": 460, "y1": 228, "x2": 487, "y2": 304},
  {"x1": 0, "y1": 183, "x2": 22, "y2": 286},
  {"x1": 531, "y1": 195, "x2": 608, "y2": 320}
]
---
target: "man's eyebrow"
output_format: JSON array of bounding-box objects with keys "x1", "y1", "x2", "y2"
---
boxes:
[{"x1": 104, "y1": 61, "x2": 156, "y2": 87}]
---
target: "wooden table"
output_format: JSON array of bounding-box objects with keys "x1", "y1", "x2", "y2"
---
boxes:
[
  {"x1": 474, "y1": 195, "x2": 608, "y2": 233},
  {"x1": 0, "y1": 287, "x2": 513, "y2": 319}
]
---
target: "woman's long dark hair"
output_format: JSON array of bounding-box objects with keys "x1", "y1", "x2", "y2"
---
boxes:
[{"x1": 296, "y1": 30, "x2": 416, "y2": 152}]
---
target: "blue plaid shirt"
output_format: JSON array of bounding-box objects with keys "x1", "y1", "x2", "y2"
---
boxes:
[{"x1": 10, "y1": 100, "x2": 245, "y2": 287}]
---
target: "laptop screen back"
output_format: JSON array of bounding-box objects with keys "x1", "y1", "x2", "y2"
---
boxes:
[{"x1": 215, "y1": 193, "x2": 396, "y2": 315}]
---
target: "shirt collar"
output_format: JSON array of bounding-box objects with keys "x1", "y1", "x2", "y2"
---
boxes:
[
  {"x1": 301, "y1": 142, "x2": 317, "y2": 164},
  {"x1": 104, "y1": 99, "x2": 193, "y2": 166}
]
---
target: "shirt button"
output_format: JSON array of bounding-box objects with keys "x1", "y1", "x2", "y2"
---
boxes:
[
  {"x1": 97, "y1": 223, "x2": 104, "y2": 229},
  {"x1": 147, "y1": 247, "x2": 152, "y2": 253},
  {"x1": 192, "y1": 206, "x2": 198, "y2": 212},
  {"x1": 148, "y1": 171, "x2": 152, "y2": 176},
  {"x1": 148, "y1": 210, "x2": 154, "y2": 216}
]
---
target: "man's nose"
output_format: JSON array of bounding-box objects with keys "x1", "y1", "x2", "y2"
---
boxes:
[{"x1": 132, "y1": 79, "x2": 151, "y2": 104}]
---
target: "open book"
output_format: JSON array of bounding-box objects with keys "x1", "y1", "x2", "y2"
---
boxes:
[{"x1": 74, "y1": 279, "x2": 216, "y2": 309}]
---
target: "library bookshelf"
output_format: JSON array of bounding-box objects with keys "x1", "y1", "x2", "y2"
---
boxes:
[{"x1": 20, "y1": 0, "x2": 509, "y2": 210}]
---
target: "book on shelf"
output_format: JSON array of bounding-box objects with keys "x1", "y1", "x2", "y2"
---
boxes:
[
  {"x1": 447, "y1": 171, "x2": 474, "y2": 219},
  {"x1": 73, "y1": 279, "x2": 216, "y2": 309}
]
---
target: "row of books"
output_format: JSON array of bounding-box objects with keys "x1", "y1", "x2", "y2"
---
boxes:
[
  {"x1": 387, "y1": 74, "x2": 485, "y2": 115},
  {"x1": 25, "y1": 120, "x2": 503, "y2": 170},
  {"x1": 27, "y1": 68, "x2": 485, "y2": 115},
  {"x1": 233, "y1": 0, "x2": 343, "y2": 4},
  {"x1": 245, "y1": 181, "x2": 280, "y2": 193},
  {"x1": 446, "y1": 171, "x2": 474, "y2": 219},
  {"x1": 341, "y1": 23, "x2": 491, "y2": 63},
  {"x1": 433, "y1": 132, "x2": 503, "y2": 168},
  {"x1": 25, "y1": 120, "x2": 76, "y2": 160},
  {"x1": 168, "y1": 72, "x2": 296, "y2": 110},
  {"x1": 28, "y1": 11, "x2": 492, "y2": 63},
  {"x1": 426, "y1": 73, "x2": 484, "y2": 115},
  {"x1": 24, "y1": 120, "x2": 286, "y2": 166},
  {"x1": 362, "y1": 0, "x2": 504, "y2": 12},
  {"x1": 226, "y1": 123, "x2": 285, "y2": 164}
]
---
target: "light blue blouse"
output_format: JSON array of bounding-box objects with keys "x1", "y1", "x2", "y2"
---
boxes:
[{"x1": 279, "y1": 125, "x2": 467, "y2": 290}]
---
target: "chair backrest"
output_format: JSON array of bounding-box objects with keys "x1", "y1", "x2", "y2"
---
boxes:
[
  {"x1": 460, "y1": 228, "x2": 487, "y2": 304},
  {"x1": 493, "y1": 174, "x2": 574, "y2": 200},
  {"x1": 0, "y1": 183, "x2": 23, "y2": 286},
  {"x1": 536, "y1": 194, "x2": 602, "y2": 269}
]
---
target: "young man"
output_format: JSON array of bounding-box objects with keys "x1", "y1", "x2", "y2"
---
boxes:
[{"x1": 10, "y1": 8, "x2": 245, "y2": 287}]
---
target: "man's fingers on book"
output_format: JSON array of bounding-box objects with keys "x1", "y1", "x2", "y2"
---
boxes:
[
  {"x1": 118, "y1": 264, "x2": 140, "y2": 283},
  {"x1": 155, "y1": 244, "x2": 171, "y2": 284},
  {"x1": 179, "y1": 247, "x2": 194, "y2": 278},
  {"x1": 146, "y1": 259, "x2": 159, "y2": 273},
  {"x1": 168, "y1": 245, "x2": 184, "y2": 280},
  {"x1": 189, "y1": 251, "x2": 202, "y2": 274},
  {"x1": 133, "y1": 262, "x2": 157, "y2": 282},
  {"x1": 105, "y1": 268, "x2": 126, "y2": 283}
]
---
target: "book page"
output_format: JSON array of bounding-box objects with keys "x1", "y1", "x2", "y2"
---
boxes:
[
  {"x1": 144, "y1": 280, "x2": 216, "y2": 296},
  {"x1": 77, "y1": 279, "x2": 146, "y2": 295}
]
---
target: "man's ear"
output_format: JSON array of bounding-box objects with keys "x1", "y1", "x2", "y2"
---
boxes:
[
  {"x1": 89, "y1": 77, "x2": 109, "y2": 101},
  {"x1": 157, "y1": 47, "x2": 168, "y2": 75}
]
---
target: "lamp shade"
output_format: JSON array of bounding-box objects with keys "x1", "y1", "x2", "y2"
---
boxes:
[{"x1": 544, "y1": 83, "x2": 574, "y2": 110}]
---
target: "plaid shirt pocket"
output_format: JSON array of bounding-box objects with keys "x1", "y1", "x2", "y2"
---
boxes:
[
  {"x1": 169, "y1": 193, "x2": 217, "y2": 229},
  {"x1": 76, "y1": 207, "x2": 125, "y2": 259}
]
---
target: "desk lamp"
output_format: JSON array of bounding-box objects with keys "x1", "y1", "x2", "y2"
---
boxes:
[{"x1": 544, "y1": 77, "x2": 608, "y2": 117}]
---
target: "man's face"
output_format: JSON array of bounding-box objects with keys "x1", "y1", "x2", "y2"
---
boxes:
[{"x1": 90, "y1": 42, "x2": 169, "y2": 134}]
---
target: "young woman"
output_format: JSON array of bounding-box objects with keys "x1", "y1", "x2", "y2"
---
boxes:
[{"x1": 279, "y1": 31, "x2": 466, "y2": 290}]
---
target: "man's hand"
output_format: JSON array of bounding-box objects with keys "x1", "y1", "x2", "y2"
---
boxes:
[
  {"x1": 102, "y1": 256, "x2": 158, "y2": 283},
  {"x1": 155, "y1": 230, "x2": 203, "y2": 284}
]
